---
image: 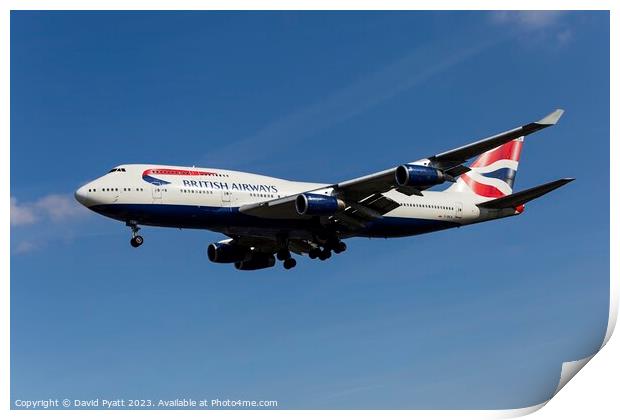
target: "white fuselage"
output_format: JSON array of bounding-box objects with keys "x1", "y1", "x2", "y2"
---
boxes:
[{"x1": 75, "y1": 164, "x2": 518, "y2": 240}]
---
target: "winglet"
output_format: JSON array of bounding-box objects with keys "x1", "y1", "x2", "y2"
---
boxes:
[{"x1": 537, "y1": 109, "x2": 564, "y2": 126}]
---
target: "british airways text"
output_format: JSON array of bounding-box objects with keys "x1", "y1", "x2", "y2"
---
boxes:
[{"x1": 182, "y1": 179, "x2": 278, "y2": 193}]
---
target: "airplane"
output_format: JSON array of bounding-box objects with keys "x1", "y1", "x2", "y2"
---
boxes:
[{"x1": 74, "y1": 109, "x2": 573, "y2": 271}]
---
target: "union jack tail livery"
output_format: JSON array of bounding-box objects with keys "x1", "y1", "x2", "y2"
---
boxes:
[{"x1": 446, "y1": 136, "x2": 524, "y2": 199}]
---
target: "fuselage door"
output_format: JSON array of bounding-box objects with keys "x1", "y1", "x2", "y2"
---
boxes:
[
  {"x1": 152, "y1": 186, "x2": 162, "y2": 203},
  {"x1": 455, "y1": 201, "x2": 463, "y2": 219},
  {"x1": 221, "y1": 190, "x2": 232, "y2": 207}
]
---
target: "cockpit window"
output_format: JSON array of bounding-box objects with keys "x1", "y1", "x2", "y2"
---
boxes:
[{"x1": 108, "y1": 168, "x2": 126, "y2": 173}]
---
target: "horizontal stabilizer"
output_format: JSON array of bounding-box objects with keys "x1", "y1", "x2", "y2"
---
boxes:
[{"x1": 477, "y1": 178, "x2": 574, "y2": 209}]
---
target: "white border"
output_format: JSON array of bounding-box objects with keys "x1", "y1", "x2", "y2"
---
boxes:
[{"x1": 2, "y1": 1, "x2": 616, "y2": 419}]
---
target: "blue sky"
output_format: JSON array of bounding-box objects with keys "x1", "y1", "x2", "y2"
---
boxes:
[{"x1": 10, "y1": 11, "x2": 609, "y2": 409}]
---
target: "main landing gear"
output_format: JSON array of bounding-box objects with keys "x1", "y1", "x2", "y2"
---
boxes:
[
  {"x1": 308, "y1": 240, "x2": 347, "y2": 261},
  {"x1": 127, "y1": 221, "x2": 144, "y2": 248},
  {"x1": 276, "y1": 249, "x2": 297, "y2": 270}
]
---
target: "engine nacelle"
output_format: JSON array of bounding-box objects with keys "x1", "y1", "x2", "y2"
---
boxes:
[
  {"x1": 234, "y1": 253, "x2": 276, "y2": 270},
  {"x1": 207, "y1": 242, "x2": 250, "y2": 263},
  {"x1": 395, "y1": 164, "x2": 445, "y2": 187},
  {"x1": 295, "y1": 193, "x2": 345, "y2": 216}
]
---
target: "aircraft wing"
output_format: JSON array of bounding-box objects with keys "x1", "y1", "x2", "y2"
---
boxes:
[
  {"x1": 332, "y1": 109, "x2": 564, "y2": 201},
  {"x1": 239, "y1": 187, "x2": 400, "y2": 232},
  {"x1": 240, "y1": 109, "x2": 564, "y2": 231},
  {"x1": 428, "y1": 109, "x2": 564, "y2": 169}
]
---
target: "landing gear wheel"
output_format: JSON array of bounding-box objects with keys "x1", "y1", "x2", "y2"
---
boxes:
[
  {"x1": 277, "y1": 249, "x2": 291, "y2": 261},
  {"x1": 283, "y1": 258, "x2": 297, "y2": 270},
  {"x1": 130, "y1": 235, "x2": 144, "y2": 248},
  {"x1": 333, "y1": 242, "x2": 347, "y2": 254},
  {"x1": 127, "y1": 221, "x2": 143, "y2": 248},
  {"x1": 318, "y1": 248, "x2": 332, "y2": 261},
  {"x1": 308, "y1": 248, "x2": 320, "y2": 259}
]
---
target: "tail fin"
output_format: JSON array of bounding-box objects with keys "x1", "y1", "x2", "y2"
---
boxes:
[{"x1": 445, "y1": 136, "x2": 524, "y2": 198}]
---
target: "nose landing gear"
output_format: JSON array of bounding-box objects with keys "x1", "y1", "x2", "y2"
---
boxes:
[
  {"x1": 127, "y1": 221, "x2": 144, "y2": 248},
  {"x1": 130, "y1": 235, "x2": 144, "y2": 248}
]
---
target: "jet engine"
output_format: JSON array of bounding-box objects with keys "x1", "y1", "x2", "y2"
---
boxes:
[
  {"x1": 234, "y1": 253, "x2": 276, "y2": 270},
  {"x1": 395, "y1": 164, "x2": 445, "y2": 187},
  {"x1": 295, "y1": 193, "x2": 345, "y2": 216},
  {"x1": 207, "y1": 241, "x2": 250, "y2": 263}
]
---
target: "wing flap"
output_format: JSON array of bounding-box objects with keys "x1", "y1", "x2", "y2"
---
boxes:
[
  {"x1": 334, "y1": 168, "x2": 395, "y2": 201},
  {"x1": 328, "y1": 193, "x2": 400, "y2": 231},
  {"x1": 360, "y1": 193, "x2": 400, "y2": 214},
  {"x1": 444, "y1": 164, "x2": 471, "y2": 178},
  {"x1": 395, "y1": 186, "x2": 423, "y2": 196},
  {"x1": 239, "y1": 195, "x2": 310, "y2": 219}
]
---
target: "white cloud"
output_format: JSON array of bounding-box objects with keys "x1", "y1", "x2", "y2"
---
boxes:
[
  {"x1": 15, "y1": 240, "x2": 38, "y2": 254},
  {"x1": 35, "y1": 194, "x2": 84, "y2": 222},
  {"x1": 10, "y1": 193, "x2": 87, "y2": 227},
  {"x1": 490, "y1": 11, "x2": 564, "y2": 29},
  {"x1": 556, "y1": 29, "x2": 573, "y2": 44},
  {"x1": 489, "y1": 11, "x2": 572, "y2": 49},
  {"x1": 10, "y1": 197, "x2": 38, "y2": 226}
]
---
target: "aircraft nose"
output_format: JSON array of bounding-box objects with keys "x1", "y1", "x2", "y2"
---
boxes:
[{"x1": 74, "y1": 185, "x2": 89, "y2": 206}]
